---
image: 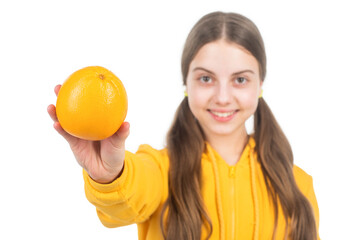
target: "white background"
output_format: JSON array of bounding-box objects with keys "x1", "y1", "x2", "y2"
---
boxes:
[{"x1": 1, "y1": 0, "x2": 348, "y2": 239}]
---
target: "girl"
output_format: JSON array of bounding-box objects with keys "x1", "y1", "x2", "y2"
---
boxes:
[{"x1": 48, "y1": 11, "x2": 320, "y2": 240}]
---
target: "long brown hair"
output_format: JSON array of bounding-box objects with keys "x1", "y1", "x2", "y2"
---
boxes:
[{"x1": 161, "y1": 11, "x2": 317, "y2": 240}]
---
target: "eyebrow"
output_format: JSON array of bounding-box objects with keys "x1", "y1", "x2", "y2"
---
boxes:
[{"x1": 192, "y1": 67, "x2": 255, "y2": 76}]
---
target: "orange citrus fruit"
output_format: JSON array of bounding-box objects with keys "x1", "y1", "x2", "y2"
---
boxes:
[{"x1": 56, "y1": 66, "x2": 128, "y2": 140}]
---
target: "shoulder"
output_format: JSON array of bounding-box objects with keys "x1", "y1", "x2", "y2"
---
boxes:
[
  {"x1": 135, "y1": 144, "x2": 168, "y2": 159},
  {"x1": 293, "y1": 165, "x2": 314, "y2": 195},
  {"x1": 128, "y1": 144, "x2": 170, "y2": 170}
]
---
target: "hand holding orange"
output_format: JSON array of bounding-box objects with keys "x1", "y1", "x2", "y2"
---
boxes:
[{"x1": 56, "y1": 66, "x2": 128, "y2": 140}]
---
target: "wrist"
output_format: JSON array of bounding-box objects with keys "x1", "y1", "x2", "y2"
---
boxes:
[{"x1": 89, "y1": 162, "x2": 125, "y2": 184}]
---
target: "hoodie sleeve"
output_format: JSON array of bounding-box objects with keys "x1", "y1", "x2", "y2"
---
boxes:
[
  {"x1": 294, "y1": 166, "x2": 320, "y2": 240},
  {"x1": 83, "y1": 144, "x2": 165, "y2": 228},
  {"x1": 304, "y1": 176, "x2": 320, "y2": 240}
]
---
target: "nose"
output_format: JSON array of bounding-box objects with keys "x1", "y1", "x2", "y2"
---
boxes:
[{"x1": 215, "y1": 82, "x2": 232, "y2": 105}]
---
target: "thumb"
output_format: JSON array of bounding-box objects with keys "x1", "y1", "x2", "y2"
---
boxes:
[
  {"x1": 116, "y1": 122, "x2": 130, "y2": 140},
  {"x1": 109, "y1": 122, "x2": 130, "y2": 145}
]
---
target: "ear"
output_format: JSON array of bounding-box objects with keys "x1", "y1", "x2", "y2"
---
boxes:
[
  {"x1": 259, "y1": 79, "x2": 264, "y2": 87},
  {"x1": 259, "y1": 80, "x2": 264, "y2": 98},
  {"x1": 184, "y1": 85, "x2": 188, "y2": 97}
]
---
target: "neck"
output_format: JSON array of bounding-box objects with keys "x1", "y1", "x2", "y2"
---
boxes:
[{"x1": 206, "y1": 127, "x2": 249, "y2": 166}]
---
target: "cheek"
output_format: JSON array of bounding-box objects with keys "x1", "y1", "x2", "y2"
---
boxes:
[
  {"x1": 187, "y1": 89, "x2": 214, "y2": 122},
  {"x1": 188, "y1": 90, "x2": 205, "y2": 114},
  {"x1": 236, "y1": 91, "x2": 259, "y2": 112},
  {"x1": 188, "y1": 86, "x2": 211, "y2": 106}
]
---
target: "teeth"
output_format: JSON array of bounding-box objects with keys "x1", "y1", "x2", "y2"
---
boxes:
[{"x1": 210, "y1": 110, "x2": 236, "y2": 117}]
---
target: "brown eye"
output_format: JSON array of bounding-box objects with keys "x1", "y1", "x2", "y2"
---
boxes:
[
  {"x1": 236, "y1": 77, "x2": 247, "y2": 84},
  {"x1": 200, "y1": 76, "x2": 212, "y2": 83}
]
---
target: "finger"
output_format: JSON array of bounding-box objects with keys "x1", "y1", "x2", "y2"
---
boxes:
[
  {"x1": 54, "y1": 84, "x2": 62, "y2": 97},
  {"x1": 115, "y1": 122, "x2": 130, "y2": 140},
  {"x1": 107, "y1": 122, "x2": 130, "y2": 146},
  {"x1": 107, "y1": 122, "x2": 130, "y2": 153},
  {"x1": 47, "y1": 104, "x2": 58, "y2": 122},
  {"x1": 53, "y1": 121, "x2": 78, "y2": 146}
]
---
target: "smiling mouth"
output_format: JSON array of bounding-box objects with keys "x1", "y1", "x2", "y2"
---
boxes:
[{"x1": 208, "y1": 110, "x2": 237, "y2": 118}]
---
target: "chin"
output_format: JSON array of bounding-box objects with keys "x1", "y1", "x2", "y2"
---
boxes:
[{"x1": 214, "y1": 122, "x2": 247, "y2": 136}]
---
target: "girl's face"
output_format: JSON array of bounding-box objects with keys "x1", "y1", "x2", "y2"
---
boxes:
[{"x1": 186, "y1": 40, "x2": 263, "y2": 140}]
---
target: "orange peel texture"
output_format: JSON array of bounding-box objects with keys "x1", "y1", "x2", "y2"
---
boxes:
[{"x1": 56, "y1": 66, "x2": 128, "y2": 140}]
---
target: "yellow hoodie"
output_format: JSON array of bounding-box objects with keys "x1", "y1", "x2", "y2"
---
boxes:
[{"x1": 83, "y1": 136, "x2": 320, "y2": 239}]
